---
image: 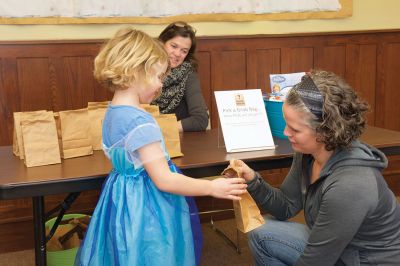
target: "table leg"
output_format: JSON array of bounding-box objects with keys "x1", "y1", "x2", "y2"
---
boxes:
[{"x1": 32, "y1": 196, "x2": 47, "y2": 266}]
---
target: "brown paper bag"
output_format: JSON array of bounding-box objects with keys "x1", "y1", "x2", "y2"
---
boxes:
[
  {"x1": 87, "y1": 102, "x2": 108, "y2": 150},
  {"x1": 154, "y1": 114, "x2": 183, "y2": 158},
  {"x1": 13, "y1": 110, "x2": 47, "y2": 158},
  {"x1": 141, "y1": 104, "x2": 160, "y2": 116},
  {"x1": 58, "y1": 108, "x2": 93, "y2": 159},
  {"x1": 222, "y1": 163, "x2": 264, "y2": 233},
  {"x1": 20, "y1": 111, "x2": 61, "y2": 167}
]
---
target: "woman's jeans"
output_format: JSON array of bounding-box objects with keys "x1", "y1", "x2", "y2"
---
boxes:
[{"x1": 248, "y1": 218, "x2": 310, "y2": 266}]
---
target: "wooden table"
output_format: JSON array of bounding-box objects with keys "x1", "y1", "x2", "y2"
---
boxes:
[{"x1": 1, "y1": 126, "x2": 400, "y2": 265}]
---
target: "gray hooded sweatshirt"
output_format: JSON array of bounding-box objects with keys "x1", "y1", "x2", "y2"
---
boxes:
[{"x1": 248, "y1": 141, "x2": 400, "y2": 265}]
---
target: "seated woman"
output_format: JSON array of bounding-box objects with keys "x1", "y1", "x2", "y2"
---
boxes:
[
  {"x1": 152, "y1": 21, "x2": 209, "y2": 132},
  {"x1": 227, "y1": 70, "x2": 400, "y2": 265}
]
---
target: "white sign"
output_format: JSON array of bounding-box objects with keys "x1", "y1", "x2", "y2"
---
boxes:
[{"x1": 214, "y1": 89, "x2": 275, "y2": 153}]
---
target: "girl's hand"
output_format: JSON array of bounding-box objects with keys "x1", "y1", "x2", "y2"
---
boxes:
[
  {"x1": 210, "y1": 177, "x2": 247, "y2": 200},
  {"x1": 225, "y1": 159, "x2": 256, "y2": 182}
]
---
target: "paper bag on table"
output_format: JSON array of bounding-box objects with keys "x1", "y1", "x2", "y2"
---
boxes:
[
  {"x1": 154, "y1": 114, "x2": 183, "y2": 158},
  {"x1": 222, "y1": 162, "x2": 264, "y2": 233},
  {"x1": 87, "y1": 102, "x2": 108, "y2": 150},
  {"x1": 58, "y1": 108, "x2": 93, "y2": 159},
  {"x1": 13, "y1": 110, "x2": 47, "y2": 158},
  {"x1": 20, "y1": 111, "x2": 61, "y2": 167}
]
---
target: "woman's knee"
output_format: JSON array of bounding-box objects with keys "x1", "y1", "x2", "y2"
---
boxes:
[{"x1": 247, "y1": 220, "x2": 309, "y2": 265}]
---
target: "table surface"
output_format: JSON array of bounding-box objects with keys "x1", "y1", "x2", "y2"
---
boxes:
[{"x1": 1, "y1": 126, "x2": 400, "y2": 200}]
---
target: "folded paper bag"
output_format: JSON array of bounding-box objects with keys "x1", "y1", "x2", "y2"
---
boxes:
[
  {"x1": 153, "y1": 114, "x2": 183, "y2": 158},
  {"x1": 222, "y1": 162, "x2": 265, "y2": 233},
  {"x1": 20, "y1": 111, "x2": 61, "y2": 167},
  {"x1": 87, "y1": 102, "x2": 108, "y2": 150},
  {"x1": 58, "y1": 108, "x2": 93, "y2": 159},
  {"x1": 13, "y1": 110, "x2": 47, "y2": 159}
]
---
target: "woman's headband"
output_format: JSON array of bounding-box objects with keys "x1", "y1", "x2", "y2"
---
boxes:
[{"x1": 293, "y1": 75, "x2": 324, "y2": 121}]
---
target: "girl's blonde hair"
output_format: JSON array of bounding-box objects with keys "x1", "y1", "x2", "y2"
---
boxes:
[{"x1": 94, "y1": 27, "x2": 169, "y2": 91}]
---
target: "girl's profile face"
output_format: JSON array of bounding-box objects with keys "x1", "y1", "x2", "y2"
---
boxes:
[
  {"x1": 164, "y1": 36, "x2": 191, "y2": 68},
  {"x1": 283, "y1": 102, "x2": 322, "y2": 154},
  {"x1": 138, "y1": 62, "x2": 168, "y2": 104}
]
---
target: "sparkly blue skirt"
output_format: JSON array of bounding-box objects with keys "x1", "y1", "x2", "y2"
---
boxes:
[{"x1": 75, "y1": 161, "x2": 202, "y2": 266}]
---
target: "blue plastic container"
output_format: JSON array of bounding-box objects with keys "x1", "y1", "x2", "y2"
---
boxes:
[{"x1": 264, "y1": 100, "x2": 288, "y2": 139}]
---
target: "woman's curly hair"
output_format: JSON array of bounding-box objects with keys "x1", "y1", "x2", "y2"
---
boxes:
[{"x1": 285, "y1": 69, "x2": 369, "y2": 151}]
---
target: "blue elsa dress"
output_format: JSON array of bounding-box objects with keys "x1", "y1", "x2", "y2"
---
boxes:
[{"x1": 75, "y1": 105, "x2": 202, "y2": 266}]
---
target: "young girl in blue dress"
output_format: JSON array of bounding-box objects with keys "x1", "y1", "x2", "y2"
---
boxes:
[{"x1": 75, "y1": 27, "x2": 247, "y2": 266}]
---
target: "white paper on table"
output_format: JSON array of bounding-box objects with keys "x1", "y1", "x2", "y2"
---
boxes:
[{"x1": 214, "y1": 89, "x2": 275, "y2": 153}]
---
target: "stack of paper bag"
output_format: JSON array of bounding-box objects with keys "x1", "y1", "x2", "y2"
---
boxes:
[{"x1": 12, "y1": 102, "x2": 184, "y2": 167}]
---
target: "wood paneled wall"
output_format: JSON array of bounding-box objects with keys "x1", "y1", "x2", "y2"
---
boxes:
[
  {"x1": 195, "y1": 31, "x2": 400, "y2": 131},
  {"x1": 1, "y1": 30, "x2": 400, "y2": 252},
  {"x1": 2, "y1": 31, "x2": 400, "y2": 144}
]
